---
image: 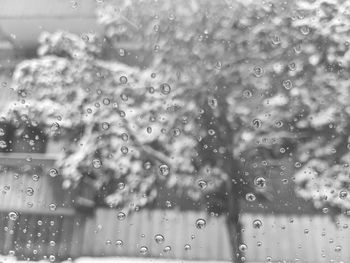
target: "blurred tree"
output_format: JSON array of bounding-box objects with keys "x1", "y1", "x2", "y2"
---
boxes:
[{"x1": 3, "y1": 0, "x2": 350, "y2": 262}]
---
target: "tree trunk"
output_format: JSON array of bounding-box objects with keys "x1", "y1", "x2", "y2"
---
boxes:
[{"x1": 225, "y1": 181, "x2": 243, "y2": 263}]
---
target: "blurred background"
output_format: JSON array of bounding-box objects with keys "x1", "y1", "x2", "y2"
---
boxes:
[{"x1": 0, "y1": 0, "x2": 350, "y2": 262}]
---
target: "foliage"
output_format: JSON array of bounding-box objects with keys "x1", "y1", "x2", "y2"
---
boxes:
[{"x1": 3, "y1": 0, "x2": 350, "y2": 217}]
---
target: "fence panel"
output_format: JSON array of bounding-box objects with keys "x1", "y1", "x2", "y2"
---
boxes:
[{"x1": 0, "y1": 209, "x2": 350, "y2": 262}]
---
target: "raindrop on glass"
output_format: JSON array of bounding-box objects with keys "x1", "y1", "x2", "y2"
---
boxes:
[
  {"x1": 239, "y1": 244, "x2": 248, "y2": 252},
  {"x1": 253, "y1": 219, "x2": 263, "y2": 229},
  {"x1": 121, "y1": 133, "x2": 129, "y2": 141},
  {"x1": 102, "y1": 122, "x2": 110, "y2": 130},
  {"x1": 92, "y1": 159, "x2": 102, "y2": 169},
  {"x1": 339, "y1": 190, "x2": 348, "y2": 199},
  {"x1": 49, "y1": 168, "x2": 58, "y2": 177},
  {"x1": 121, "y1": 146, "x2": 129, "y2": 154},
  {"x1": 252, "y1": 119, "x2": 262, "y2": 129},
  {"x1": 163, "y1": 246, "x2": 171, "y2": 253},
  {"x1": 198, "y1": 180, "x2": 207, "y2": 190},
  {"x1": 243, "y1": 90, "x2": 253, "y2": 98},
  {"x1": 254, "y1": 177, "x2": 266, "y2": 188},
  {"x1": 120, "y1": 76, "x2": 128, "y2": 84},
  {"x1": 245, "y1": 193, "x2": 256, "y2": 202},
  {"x1": 160, "y1": 83, "x2": 171, "y2": 95},
  {"x1": 116, "y1": 240, "x2": 123, "y2": 247},
  {"x1": 253, "y1": 66, "x2": 264, "y2": 78},
  {"x1": 154, "y1": 234, "x2": 165, "y2": 244},
  {"x1": 117, "y1": 212, "x2": 126, "y2": 221},
  {"x1": 184, "y1": 244, "x2": 191, "y2": 251},
  {"x1": 159, "y1": 164, "x2": 170, "y2": 176},
  {"x1": 0, "y1": 140, "x2": 6, "y2": 149},
  {"x1": 49, "y1": 203, "x2": 57, "y2": 211},
  {"x1": 282, "y1": 79, "x2": 293, "y2": 90},
  {"x1": 9, "y1": 211, "x2": 18, "y2": 221},
  {"x1": 26, "y1": 187, "x2": 34, "y2": 196},
  {"x1": 139, "y1": 246, "x2": 148, "y2": 255},
  {"x1": 195, "y1": 218, "x2": 206, "y2": 229}
]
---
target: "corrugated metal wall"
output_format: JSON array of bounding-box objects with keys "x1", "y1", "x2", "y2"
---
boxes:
[{"x1": 0, "y1": 208, "x2": 350, "y2": 263}]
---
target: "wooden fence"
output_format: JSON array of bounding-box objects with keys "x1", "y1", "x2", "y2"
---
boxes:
[{"x1": 0, "y1": 208, "x2": 350, "y2": 263}]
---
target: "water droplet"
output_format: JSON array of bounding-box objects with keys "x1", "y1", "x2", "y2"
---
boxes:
[
  {"x1": 245, "y1": 193, "x2": 256, "y2": 202},
  {"x1": 253, "y1": 66, "x2": 264, "y2": 78},
  {"x1": 195, "y1": 218, "x2": 206, "y2": 229},
  {"x1": 119, "y1": 48, "x2": 125, "y2": 57},
  {"x1": 253, "y1": 219, "x2": 263, "y2": 229},
  {"x1": 282, "y1": 79, "x2": 293, "y2": 90},
  {"x1": 208, "y1": 97, "x2": 218, "y2": 109},
  {"x1": 339, "y1": 190, "x2": 348, "y2": 199},
  {"x1": 300, "y1": 25, "x2": 310, "y2": 35},
  {"x1": 239, "y1": 243, "x2": 248, "y2": 252},
  {"x1": 163, "y1": 246, "x2": 171, "y2": 253},
  {"x1": 32, "y1": 174, "x2": 40, "y2": 181},
  {"x1": 143, "y1": 161, "x2": 152, "y2": 170},
  {"x1": 49, "y1": 240, "x2": 56, "y2": 246},
  {"x1": 215, "y1": 61, "x2": 222, "y2": 70},
  {"x1": 165, "y1": 200, "x2": 172, "y2": 208},
  {"x1": 146, "y1": 127, "x2": 152, "y2": 134},
  {"x1": 9, "y1": 211, "x2": 18, "y2": 221},
  {"x1": 168, "y1": 13, "x2": 176, "y2": 21},
  {"x1": 275, "y1": 121, "x2": 283, "y2": 128},
  {"x1": 117, "y1": 182, "x2": 125, "y2": 190},
  {"x1": 120, "y1": 76, "x2": 128, "y2": 84},
  {"x1": 0, "y1": 128, "x2": 5, "y2": 136},
  {"x1": 81, "y1": 34, "x2": 89, "y2": 42},
  {"x1": 51, "y1": 122, "x2": 60, "y2": 132},
  {"x1": 121, "y1": 133, "x2": 129, "y2": 141},
  {"x1": 121, "y1": 146, "x2": 129, "y2": 154},
  {"x1": 198, "y1": 180, "x2": 207, "y2": 190},
  {"x1": 103, "y1": 98, "x2": 110, "y2": 105},
  {"x1": 172, "y1": 128, "x2": 181, "y2": 137},
  {"x1": 115, "y1": 240, "x2": 123, "y2": 247},
  {"x1": 294, "y1": 162, "x2": 302, "y2": 168},
  {"x1": 92, "y1": 159, "x2": 102, "y2": 169},
  {"x1": 335, "y1": 245, "x2": 342, "y2": 252},
  {"x1": 208, "y1": 129, "x2": 215, "y2": 136},
  {"x1": 121, "y1": 93, "x2": 128, "y2": 101},
  {"x1": 254, "y1": 177, "x2": 266, "y2": 188},
  {"x1": 160, "y1": 83, "x2": 171, "y2": 95},
  {"x1": 184, "y1": 244, "x2": 191, "y2": 251},
  {"x1": 154, "y1": 234, "x2": 165, "y2": 244},
  {"x1": 102, "y1": 122, "x2": 110, "y2": 130},
  {"x1": 26, "y1": 187, "x2": 34, "y2": 196},
  {"x1": 49, "y1": 203, "x2": 57, "y2": 211},
  {"x1": 49, "y1": 168, "x2": 58, "y2": 177},
  {"x1": 271, "y1": 35, "x2": 281, "y2": 45},
  {"x1": 117, "y1": 211, "x2": 126, "y2": 220},
  {"x1": 154, "y1": 44, "x2": 160, "y2": 52},
  {"x1": 159, "y1": 164, "x2": 170, "y2": 176},
  {"x1": 243, "y1": 89, "x2": 253, "y2": 98},
  {"x1": 252, "y1": 119, "x2": 262, "y2": 129},
  {"x1": 139, "y1": 246, "x2": 148, "y2": 255},
  {"x1": 0, "y1": 140, "x2": 7, "y2": 149},
  {"x1": 288, "y1": 62, "x2": 296, "y2": 71},
  {"x1": 49, "y1": 255, "x2": 55, "y2": 262}
]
